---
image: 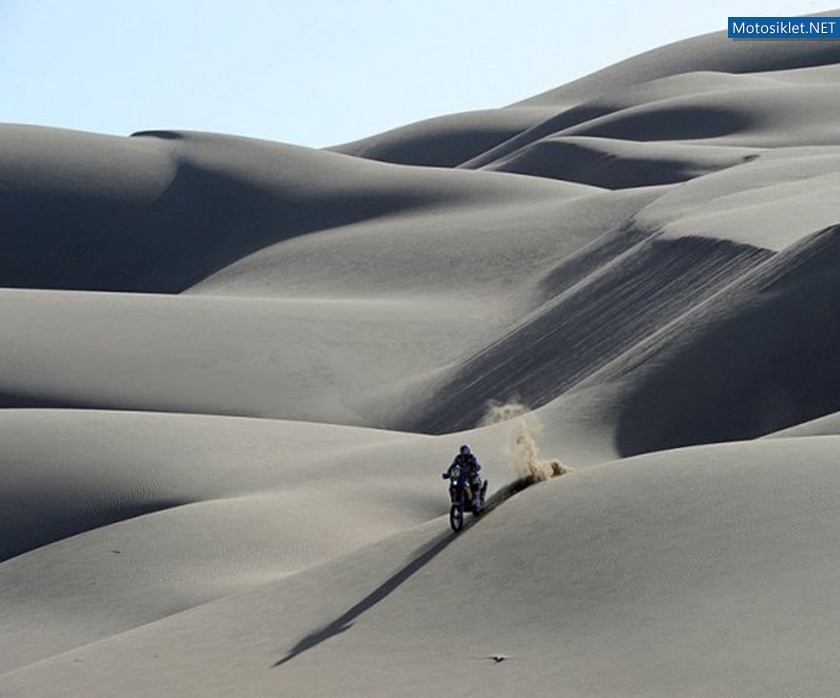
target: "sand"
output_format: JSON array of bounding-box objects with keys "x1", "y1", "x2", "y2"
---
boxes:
[{"x1": 4, "y1": 13, "x2": 840, "y2": 697}]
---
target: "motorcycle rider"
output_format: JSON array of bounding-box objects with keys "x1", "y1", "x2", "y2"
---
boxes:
[{"x1": 442, "y1": 444, "x2": 483, "y2": 510}]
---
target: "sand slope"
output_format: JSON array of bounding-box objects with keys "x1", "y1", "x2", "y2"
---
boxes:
[
  {"x1": 4, "y1": 16, "x2": 840, "y2": 697},
  {"x1": 6, "y1": 440, "x2": 840, "y2": 697}
]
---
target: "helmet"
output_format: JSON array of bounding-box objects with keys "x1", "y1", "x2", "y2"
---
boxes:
[{"x1": 459, "y1": 444, "x2": 470, "y2": 455}]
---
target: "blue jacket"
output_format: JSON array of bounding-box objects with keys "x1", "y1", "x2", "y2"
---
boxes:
[{"x1": 443, "y1": 453, "x2": 481, "y2": 484}]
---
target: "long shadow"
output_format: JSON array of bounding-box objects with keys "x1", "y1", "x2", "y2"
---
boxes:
[{"x1": 272, "y1": 475, "x2": 535, "y2": 668}]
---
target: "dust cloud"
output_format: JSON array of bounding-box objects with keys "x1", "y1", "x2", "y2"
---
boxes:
[{"x1": 480, "y1": 401, "x2": 571, "y2": 482}]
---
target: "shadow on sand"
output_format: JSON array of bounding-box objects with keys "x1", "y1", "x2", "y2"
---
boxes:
[{"x1": 272, "y1": 476, "x2": 536, "y2": 668}]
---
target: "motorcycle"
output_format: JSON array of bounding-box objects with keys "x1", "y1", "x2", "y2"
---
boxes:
[{"x1": 443, "y1": 464, "x2": 489, "y2": 532}]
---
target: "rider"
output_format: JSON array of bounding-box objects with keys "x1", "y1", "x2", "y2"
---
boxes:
[{"x1": 442, "y1": 444, "x2": 483, "y2": 510}]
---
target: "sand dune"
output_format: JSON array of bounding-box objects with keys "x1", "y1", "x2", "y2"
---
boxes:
[
  {"x1": 516, "y1": 12, "x2": 840, "y2": 107},
  {"x1": 1, "y1": 126, "x2": 588, "y2": 293},
  {"x1": 480, "y1": 135, "x2": 760, "y2": 187},
  {"x1": 329, "y1": 107, "x2": 557, "y2": 167},
  {"x1": 7, "y1": 439, "x2": 840, "y2": 697},
  {"x1": 4, "y1": 15, "x2": 840, "y2": 697}
]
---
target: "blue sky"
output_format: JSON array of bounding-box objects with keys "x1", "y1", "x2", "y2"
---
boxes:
[{"x1": 1, "y1": 0, "x2": 837, "y2": 147}]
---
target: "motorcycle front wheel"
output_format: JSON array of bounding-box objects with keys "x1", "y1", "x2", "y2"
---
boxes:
[{"x1": 449, "y1": 503, "x2": 464, "y2": 532}]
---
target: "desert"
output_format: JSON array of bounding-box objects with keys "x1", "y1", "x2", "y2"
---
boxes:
[{"x1": 3, "y1": 14, "x2": 840, "y2": 696}]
